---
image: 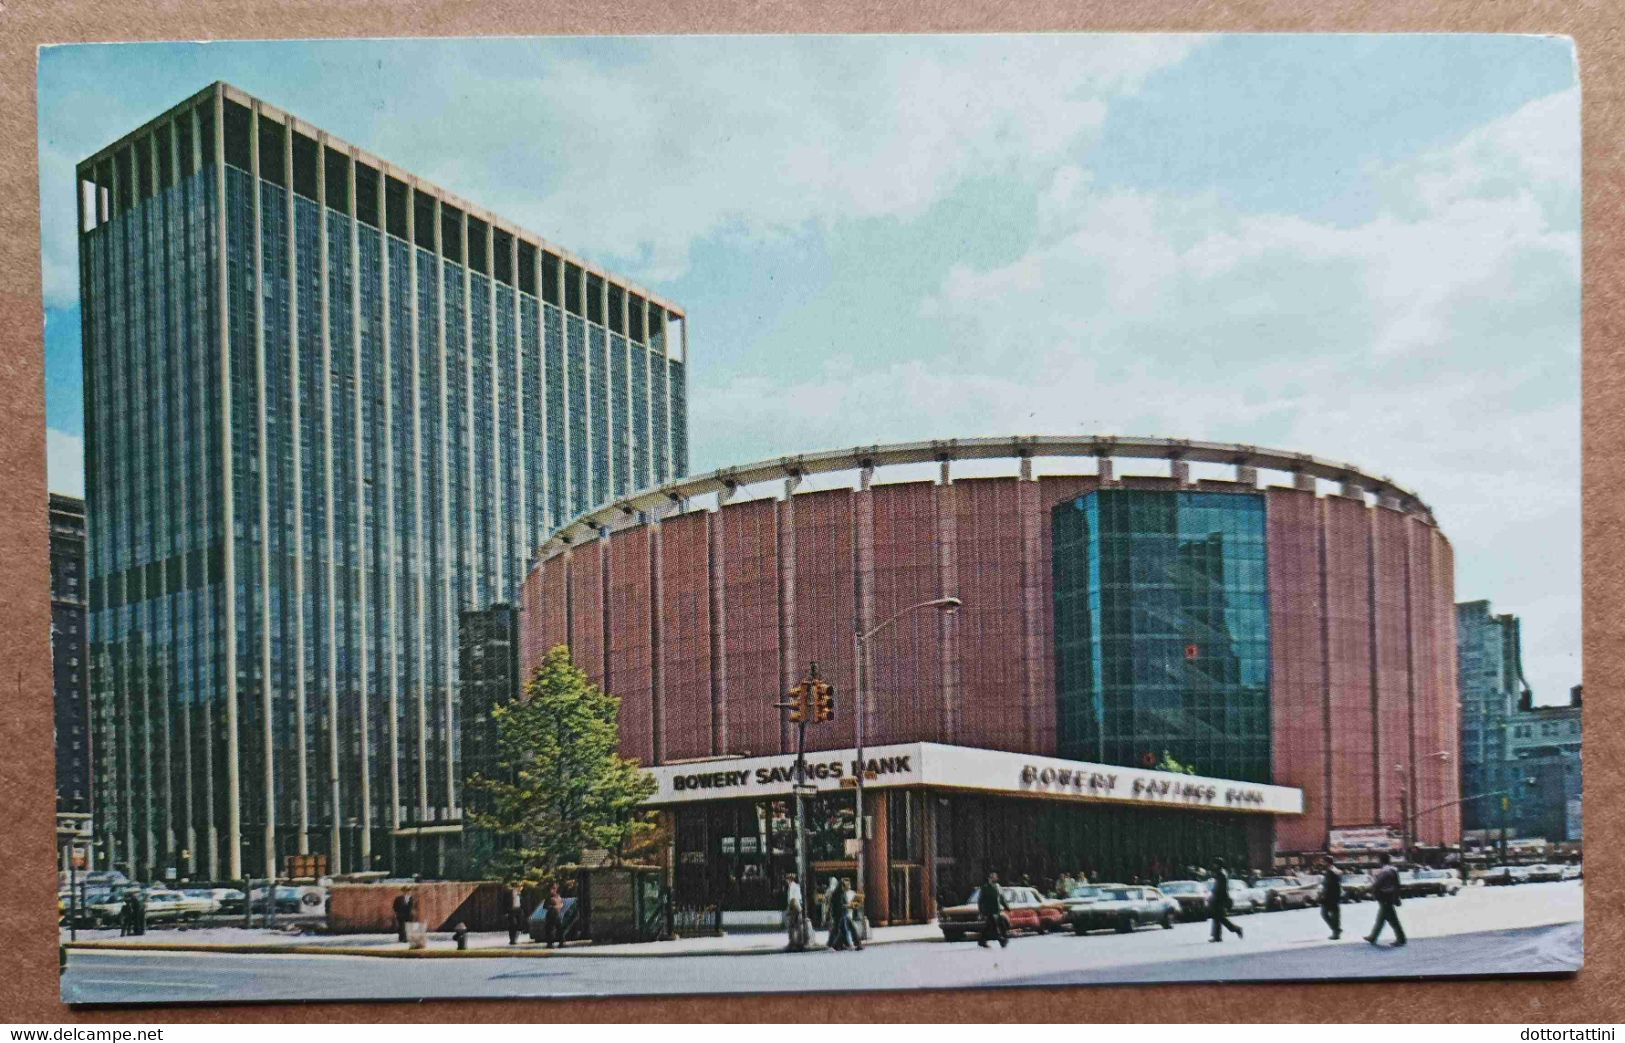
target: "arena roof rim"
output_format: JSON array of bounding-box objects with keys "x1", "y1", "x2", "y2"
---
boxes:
[{"x1": 535, "y1": 434, "x2": 1433, "y2": 566}]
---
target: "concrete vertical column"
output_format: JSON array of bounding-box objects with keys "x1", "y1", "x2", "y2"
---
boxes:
[
  {"x1": 559, "y1": 260, "x2": 573, "y2": 515},
  {"x1": 778, "y1": 475, "x2": 798, "y2": 753},
  {"x1": 1236, "y1": 464, "x2": 1259, "y2": 488},
  {"x1": 649, "y1": 514, "x2": 665, "y2": 763},
  {"x1": 316, "y1": 130, "x2": 341, "y2": 873},
  {"x1": 285, "y1": 117, "x2": 309, "y2": 858},
  {"x1": 488, "y1": 225, "x2": 503, "y2": 594},
  {"x1": 1343, "y1": 479, "x2": 1367, "y2": 501},
  {"x1": 920, "y1": 793, "x2": 938, "y2": 921},
  {"x1": 407, "y1": 184, "x2": 428, "y2": 835},
  {"x1": 1317, "y1": 496, "x2": 1335, "y2": 841},
  {"x1": 152, "y1": 127, "x2": 177, "y2": 877},
  {"x1": 533, "y1": 248, "x2": 549, "y2": 535},
  {"x1": 1016, "y1": 477, "x2": 1043, "y2": 753},
  {"x1": 599, "y1": 277, "x2": 613, "y2": 504},
  {"x1": 1294, "y1": 471, "x2": 1316, "y2": 492},
  {"x1": 1096, "y1": 456, "x2": 1114, "y2": 484},
  {"x1": 935, "y1": 473, "x2": 959, "y2": 743},
  {"x1": 1171, "y1": 459, "x2": 1190, "y2": 486},
  {"x1": 641, "y1": 297, "x2": 653, "y2": 490},
  {"x1": 251, "y1": 101, "x2": 279, "y2": 879},
  {"x1": 707, "y1": 511, "x2": 728, "y2": 756},
  {"x1": 430, "y1": 193, "x2": 449, "y2": 828},
  {"x1": 461, "y1": 211, "x2": 476, "y2": 608},
  {"x1": 1366, "y1": 502, "x2": 1382, "y2": 824},
  {"x1": 174, "y1": 115, "x2": 201, "y2": 874},
  {"x1": 380, "y1": 165, "x2": 401, "y2": 838},
  {"x1": 511, "y1": 233, "x2": 525, "y2": 574},
  {"x1": 599, "y1": 531, "x2": 613, "y2": 685},
  {"x1": 347, "y1": 149, "x2": 372, "y2": 867},
  {"x1": 866, "y1": 791, "x2": 891, "y2": 925},
  {"x1": 214, "y1": 86, "x2": 243, "y2": 882}
]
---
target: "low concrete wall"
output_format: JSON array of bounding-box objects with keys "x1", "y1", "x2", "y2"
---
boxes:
[{"x1": 329, "y1": 882, "x2": 533, "y2": 933}]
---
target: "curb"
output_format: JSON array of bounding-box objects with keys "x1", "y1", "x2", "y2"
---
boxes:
[{"x1": 63, "y1": 932, "x2": 935, "y2": 960}]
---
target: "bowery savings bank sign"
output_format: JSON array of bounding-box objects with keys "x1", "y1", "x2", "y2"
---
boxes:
[{"x1": 643, "y1": 742, "x2": 1302, "y2": 816}]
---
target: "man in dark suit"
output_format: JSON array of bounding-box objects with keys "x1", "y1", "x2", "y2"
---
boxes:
[
  {"x1": 1319, "y1": 855, "x2": 1343, "y2": 939},
  {"x1": 392, "y1": 889, "x2": 412, "y2": 943},
  {"x1": 1208, "y1": 857, "x2": 1243, "y2": 942},
  {"x1": 1366, "y1": 852, "x2": 1407, "y2": 946},
  {"x1": 977, "y1": 871, "x2": 1011, "y2": 949}
]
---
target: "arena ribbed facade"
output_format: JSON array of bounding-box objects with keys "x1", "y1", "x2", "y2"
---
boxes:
[{"x1": 518, "y1": 436, "x2": 1460, "y2": 920}]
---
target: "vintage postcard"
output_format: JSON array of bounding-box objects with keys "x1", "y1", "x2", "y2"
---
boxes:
[{"x1": 39, "y1": 33, "x2": 1580, "y2": 1004}]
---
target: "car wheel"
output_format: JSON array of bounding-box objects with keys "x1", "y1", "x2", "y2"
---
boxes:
[
  {"x1": 1116, "y1": 917, "x2": 1133, "y2": 934},
  {"x1": 942, "y1": 929, "x2": 965, "y2": 942},
  {"x1": 1161, "y1": 912, "x2": 1174, "y2": 930},
  {"x1": 1072, "y1": 922, "x2": 1089, "y2": 936}
]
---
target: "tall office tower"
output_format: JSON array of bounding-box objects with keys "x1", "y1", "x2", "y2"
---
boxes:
[
  {"x1": 51, "y1": 494, "x2": 92, "y2": 816},
  {"x1": 1455, "y1": 600, "x2": 1525, "y2": 832},
  {"x1": 77, "y1": 82, "x2": 689, "y2": 880}
]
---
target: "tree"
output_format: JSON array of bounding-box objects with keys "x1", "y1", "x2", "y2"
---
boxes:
[
  {"x1": 465, "y1": 645, "x2": 657, "y2": 883},
  {"x1": 1155, "y1": 750, "x2": 1199, "y2": 776}
]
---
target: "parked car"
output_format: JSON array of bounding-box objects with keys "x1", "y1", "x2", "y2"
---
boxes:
[
  {"x1": 1253, "y1": 876, "x2": 1321, "y2": 911},
  {"x1": 1560, "y1": 863, "x2": 1583, "y2": 881},
  {"x1": 939, "y1": 886, "x2": 1065, "y2": 941},
  {"x1": 1067, "y1": 885, "x2": 1179, "y2": 934},
  {"x1": 1523, "y1": 864, "x2": 1565, "y2": 883},
  {"x1": 1399, "y1": 869, "x2": 1461, "y2": 897},
  {"x1": 1341, "y1": 872, "x2": 1374, "y2": 902},
  {"x1": 1157, "y1": 880, "x2": 1215, "y2": 921},
  {"x1": 1481, "y1": 865, "x2": 1531, "y2": 886},
  {"x1": 1226, "y1": 878, "x2": 1267, "y2": 914}
]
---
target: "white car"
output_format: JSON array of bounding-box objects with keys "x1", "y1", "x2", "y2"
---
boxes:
[{"x1": 1560, "y1": 863, "x2": 1583, "y2": 881}]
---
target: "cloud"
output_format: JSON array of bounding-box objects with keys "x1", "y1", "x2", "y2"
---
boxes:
[
  {"x1": 359, "y1": 36, "x2": 1206, "y2": 282},
  {"x1": 47, "y1": 428, "x2": 84, "y2": 498},
  {"x1": 695, "y1": 85, "x2": 1580, "y2": 696}
]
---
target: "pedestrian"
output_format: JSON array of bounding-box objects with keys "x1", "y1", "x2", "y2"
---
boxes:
[
  {"x1": 1319, "y1": 855, "x2": 1343, "y2": 940},
  {"x1": 118, "y1": 891, "x2": 135, "y2": 937},
  {"x1": 977, "y1": 871, "x2": 1011, "y2": 949},
  {"x1": 131, "y1": 890, "x2": 147, "y2": 936},
  {"x1": 824, "y1": 876, "x2": 846, "y2": 950},
  {"x1": 542, "y1": 883, "x2": 566, "y2": 948},
  {"x1": 784, "y1": 872, "x2": 808, "y2": 952},
  {"x1": 506, "y1": 883, "x2": 525, "y2": 945},
  {"x1": 1055, "y1": 871, "x2": 1076, "y2": 897},
  {"x1": 1365, "y1": 852, "x2": 1407, "y2": 947},
  {"x1": 1208, "y1": 857, "x2": 1243, "y2": 943},
  {"x1": 392, "y1": 887, "x2": 412, "y2": 943}
]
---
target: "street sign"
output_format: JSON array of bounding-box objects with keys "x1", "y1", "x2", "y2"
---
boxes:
[{"x1": 793, "y1": 783, "x2": 819, "y2": 795}]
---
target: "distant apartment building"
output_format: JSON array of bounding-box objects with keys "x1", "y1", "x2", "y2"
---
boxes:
[
  {"x1": 51, "y1": 494, "x2": 91, "y2": 816},
  {"x1": 77, "y1": 82, "x2": 688, "y2": 880}
]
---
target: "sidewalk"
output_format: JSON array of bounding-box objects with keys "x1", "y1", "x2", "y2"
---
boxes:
[{"x1": 61, "y1": 921, "x2": 945, "y2": 959}]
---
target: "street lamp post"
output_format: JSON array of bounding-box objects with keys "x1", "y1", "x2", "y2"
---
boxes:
[
  {"x1": 852, "y1": 595, "x2": 961, "y2": 928},
  {"x1": 1396, "y1": 751, "x2": 1450, "y2": 863}
]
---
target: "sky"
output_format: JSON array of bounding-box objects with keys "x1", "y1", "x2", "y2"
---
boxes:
[{"x1": 36, "y1": 34, "x2": 1580, "y2": 702}]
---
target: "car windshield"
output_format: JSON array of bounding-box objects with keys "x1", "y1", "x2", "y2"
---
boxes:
[
  {"x1": 1066, "y1": 886, "x2": 1103, "y2": 899},
  {"x1": 1098, "y1": 887, "x2": 1134, "y2": 900},
  {"x1": 1160, "y1": 882, "x2": 1202, "y2": 894},
  {"x1": 1255, "y1": 878, "x2": 1290, "y2": 888}
]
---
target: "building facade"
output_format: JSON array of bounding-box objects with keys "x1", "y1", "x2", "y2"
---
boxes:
[
  {"x1": 1503, "y1": 696, "x2": 1582, "y2": 844},
  {"x1": 1455, "y1": 600, "x2": 1525, "y2": 832},
  {"x1": 77, "y1": 82, "x2": 689, "y2": 880},
  {"x1": 518, "y1": 436, "x2": 1461, "y2": 920},
  {"x1": 51, "y1": 494, "x2": 92, "y2": 816}
]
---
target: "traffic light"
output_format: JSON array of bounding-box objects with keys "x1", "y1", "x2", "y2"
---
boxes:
[
  {"x1": 811, "y1": 681, "x2": 835, "y2": 723},
  {"x1": 787, "y1": 682, "x2": 808, "y2": 723}
]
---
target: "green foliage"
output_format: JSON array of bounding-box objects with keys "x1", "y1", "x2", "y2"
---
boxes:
[
  {"x1": 1155, "y1": 749, "x2": 1199, "y2": 776},
  {"x1": 465, "y1": 645, "x2": 658, "y2": 884}
]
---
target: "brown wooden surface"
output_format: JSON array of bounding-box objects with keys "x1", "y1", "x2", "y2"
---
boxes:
[{"x1": 0, "y1": 0, "x2": 1618, "y2": 1022}]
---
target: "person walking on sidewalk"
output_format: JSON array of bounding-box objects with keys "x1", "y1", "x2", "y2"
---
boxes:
[
  {"x1": 1208, "y1": 857, "x2": 1243, "y2": 943},
  {"x1": 829, "y1": 877, "x2": 863, "y2": 952},
  {"x1": 823, "y1": 877, "x2": 847, "y2": 950},
  {"x1": 977, "y1": 871, "x2": 1010, "y2": 949},
  {"x1": 1365, "y1": 853, "x2": 1407, "y2": 947},
  {"x1": 1319, "y1": 856, "x2": 1343, "y2": 940},
  {"x1": 784, "y1": 872, "x2": 810, "y2": 952},
  {"x1": 118, "y1": 891, "x2": 136, "y2": 937},
  {"x1": 542, "y1": 883, "x2": 566, "y2": 949},
  {"x1": 506, "y1": 883, "x2": 525, "y2": 946},
  {"x1": 392, "y1": 888, "x2": 412, "y2": 943}
]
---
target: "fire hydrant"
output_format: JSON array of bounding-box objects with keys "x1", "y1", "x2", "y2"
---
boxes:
[{"x1": 453, "y1": 922, "x2": 469, "y2": 951}]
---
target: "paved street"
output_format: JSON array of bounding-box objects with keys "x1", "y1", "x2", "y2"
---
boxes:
[{"x1": 62, "y1": 881, "x2": 1582, "y2": 1005}]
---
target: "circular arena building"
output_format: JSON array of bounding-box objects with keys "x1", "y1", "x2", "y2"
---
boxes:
[{"x1": 517, "y1": 436, "x2": 1460, "y2": 922}]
